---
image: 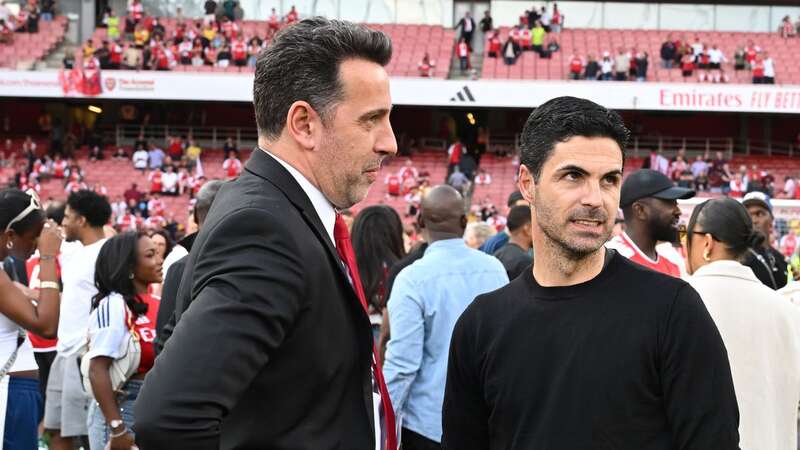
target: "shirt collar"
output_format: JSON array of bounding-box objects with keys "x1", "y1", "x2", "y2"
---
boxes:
[
  {"x1": 691, "y1": 259, "x2": 761, "y2": 283},
  {"x1": 425, "y1": 238, "x2": 467, "y2": 254},
  {"x1": 264, "y1": 149, "x2": 336, "y2": 245},
  {"x1": 621, "y1": 231, "x2": 660, "y2": 264}
]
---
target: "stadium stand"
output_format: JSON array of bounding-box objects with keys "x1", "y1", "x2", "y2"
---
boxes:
[
  {"x1": 0, "y1": 15, "x2": 67, "y2": 68},
  {"x1": 483, "y1": 27, "x2": 796, "y2": 84},
  {"x1": 87, "y1": 16, "x2": 455, "y2": 78}
]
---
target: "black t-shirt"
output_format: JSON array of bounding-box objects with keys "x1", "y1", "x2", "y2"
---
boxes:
[
  {"x1": 743, "y1": 246, "x2": 788, "y2": 290},
  {"x1": 492, "y1": 242, "x2": 532, "y2": 281},
  {"x1": 443, "y1": 252, "x2": 740, "y2": 450}
]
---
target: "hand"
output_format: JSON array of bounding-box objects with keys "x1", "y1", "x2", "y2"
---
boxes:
[
  {"x1": 109, "y1": 431, "x2": 135, "y2": 450},
  {"x1": 13, "y1": 282, "x2": 39, "y2": 301},
  {"x1": 37, "y1": 219, "x2": 62, "y2": 257}
]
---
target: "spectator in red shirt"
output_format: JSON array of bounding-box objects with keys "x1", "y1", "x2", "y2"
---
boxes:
[
  {"x1": 417, "y1": 52, "x2": 435, "y2": 77},
  {"x1": 268, "y1": 8, "x2": 280, "y2": 36},
  {"x1": 751, "y1": 54, "x2": 765, "y2": 84},
  {"x1": 487, "y1": 30, "x2": 501, "y2": 58},
  {"x1": 232, "y1": 35, "x2": 248, "y2": 67},
  {"x1": 744, "y1": 41, "x2": 759, "y2": 69},
  {"x1": 222, "y1": 150, "x2": 242, "y2": 179},
  {"x1": 681, "y1": 52, "x2": 694, "y2": 77},
  {"x1": 568, "y1": 53, "x2": 584, "y2": 80},
  {"x1": 285, "y1": 5, "x2": 299, "y2": 24},
  {"x1": 456, "y1": 37, "x2": 470, "y2": 73}
]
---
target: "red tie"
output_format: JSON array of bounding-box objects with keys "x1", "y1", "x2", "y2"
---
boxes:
[{"x1": 334, "y1": 213, "x2": 398, "y2": 450}]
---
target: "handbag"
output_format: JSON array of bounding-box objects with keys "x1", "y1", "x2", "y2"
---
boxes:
[{"x1": 79, "y1": 306, "x2": 141, "y2": 399}]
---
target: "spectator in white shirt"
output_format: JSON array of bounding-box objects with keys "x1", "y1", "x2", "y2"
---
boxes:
[
  {"x1": 133, "y1": 147, "x2": 148, "y2": 172},
  {"x1": 691, "y1": 37, "x2": 704, "y2": 57},
  {"x1": 708, "y1": 44, "x2": 726, "y2": 69},
  {"x1": 161, "y1": 164, "x2": 179, "y2": 196},
  {"x1": 600, "y1": 52, "x2": 613, "y2": 80},
  {"x1": 782, "y1": 176, "x2": 796, "y2": 199},
  {"x1": 762, "y1": 51, "x2": 775, "y2": 84}
]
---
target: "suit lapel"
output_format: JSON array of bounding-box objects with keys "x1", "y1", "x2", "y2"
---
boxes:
[
  {"x1": 243, "y1": 149, "x2": 366, "y2": 309},
  {"x1": 243, "y1": 149, "x2": 377, "y2": 435}
]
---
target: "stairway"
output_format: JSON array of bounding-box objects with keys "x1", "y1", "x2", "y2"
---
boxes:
[{"x1": 448, "y1": 30, "x2": 487, "y2": 80}]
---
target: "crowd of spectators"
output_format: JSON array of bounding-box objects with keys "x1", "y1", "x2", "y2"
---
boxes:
[
  {"x1": 0, "y1": 0, "x2": 53, "y2": 44},
  {"x1": 78, "y1": 1, "x2": 302, "y2": 71},
  {"x1": 643, "y1": 148, "x2": 782, "y2": 200},
  {"x1": 483, "y1": 4, "x2": 563, "y2": 67},
  {"x1": 660, "y1": 35, "x2": 776, "y2": 84}
]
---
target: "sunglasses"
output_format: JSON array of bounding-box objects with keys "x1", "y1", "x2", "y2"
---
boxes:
[{"x1": 5, "y1": 189, "x2": 42, "y2": 232}]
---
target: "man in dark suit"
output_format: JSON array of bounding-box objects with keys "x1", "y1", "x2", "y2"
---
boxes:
[
  {"x1": 153, "y1": 179, "x2": 223, "y2": 354},
  {"x1": 455, "y1": 11, "x2": 476, "y2": 50},
  {"x1": 135, "y1": 17, "x2": 398, "y2": 450}
]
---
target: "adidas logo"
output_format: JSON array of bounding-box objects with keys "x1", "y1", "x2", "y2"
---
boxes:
[{"x1": 450, "y1": 85, "x2": 475, "y2": 102}]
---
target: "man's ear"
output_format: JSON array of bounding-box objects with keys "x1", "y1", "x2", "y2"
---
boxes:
[
  {"x1": 518, "y1": 165, "x2": 535, "y2": 205},
  {"x1": 632, "y1": 201, "x2": 648, "y2": 221},
  {"x1": 285, "y1": 100, "x2": 320, "y2": 151}
]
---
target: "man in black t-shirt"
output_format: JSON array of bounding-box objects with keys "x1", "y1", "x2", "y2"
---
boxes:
[
  {"x1": 442, "y1": 96, "x2": 740, "y2": 450},
  {"x1": 492, "y1": 204, "x2": 532, "y2": 280},
  {"x1": 742, "y1": 192, "x2": 788, "y2": 290}
]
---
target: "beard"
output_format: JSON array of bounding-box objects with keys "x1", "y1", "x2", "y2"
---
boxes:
[
  {"x1": 318, "y1": 132, "x2": 383, "y2": 209},
  {"x1": 651, "y1": 216, "x2": 679, "y2": 243},
  {"x1": 534, "y1": 189, "x2": 612, "y2": 261}
]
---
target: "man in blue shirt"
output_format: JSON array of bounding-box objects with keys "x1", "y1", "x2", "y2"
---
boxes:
[{"x1": 383, "y1": 185, "x2": 508, "y2": 450}]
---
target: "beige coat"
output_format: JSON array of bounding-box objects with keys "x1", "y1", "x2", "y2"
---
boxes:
[{"x1": 689, "y1": 260, "x2": 800, "y2": 450}]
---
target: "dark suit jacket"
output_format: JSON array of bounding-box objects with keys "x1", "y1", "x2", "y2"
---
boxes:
[
  {"x1": 135, "y1": 149, "x2": 376, "y2": 450},
  {"x1": 153, "y1": 233, "x2": 197, "y2": 355}
]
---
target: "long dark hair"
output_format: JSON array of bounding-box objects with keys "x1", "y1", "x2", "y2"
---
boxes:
[
  {"x1": 687, "y1": 197, "x2": 765, "y2": 260},
  {"x1": 92, "y1": 231, "x2": 149, "y2": 317},
  {"x1": 351, "y1": 205, "x2": 405, "y2": 309}
]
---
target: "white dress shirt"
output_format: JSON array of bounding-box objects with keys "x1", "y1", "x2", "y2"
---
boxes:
[{"x1": 263, "y1": 149, "x2": 335, "y2": 244}]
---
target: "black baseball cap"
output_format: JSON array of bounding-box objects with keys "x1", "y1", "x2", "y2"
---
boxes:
[{"x1": 620, "y1": 169, "x2": 695, "y2": 208}]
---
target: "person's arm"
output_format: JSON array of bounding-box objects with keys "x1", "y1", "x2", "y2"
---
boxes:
[
  {"x1": 382, "y1": 273, "x2": 425, "y2": 414},
  {"x1": 660, "y1": 284, "x2": 740, "y2": 449},
  {"x1": 442, "y1": 305, "x2": 488, "y2": 450},
  {"x1": 0, "y1": 220, "x2": 61, "y2": 337},
  {"x1": 88, "y1": 297, "x2": 136, "y2": 450},
  {"x1": 134, "y1": 207, "x2": 306, "y2": 450}
]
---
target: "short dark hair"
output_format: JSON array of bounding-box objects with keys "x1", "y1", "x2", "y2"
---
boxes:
[
  {"x1": 506, "y1": 205, "x2": 532, "y2": 233},
  {"x1": 45, "y1": 201, "x2": 66, "y2": 225},
  {"x1": 507, "y1": 191, "x2": 524, "y2": 208},
  {"x1": 520, "y1": 96, "x2": 630, "y2": 182},
  {"x1": 67, "y1": 190, "x2": 112, "y2": 228},
  {"x1": 687, "y1": 197, "x2": 764, "y2": 259},
  {"x1": 193, "y1": 180, "x2": 224, "y2": 226},
  {"x1": 253, "y1": 17, "x2": 392, "y2": 139}
]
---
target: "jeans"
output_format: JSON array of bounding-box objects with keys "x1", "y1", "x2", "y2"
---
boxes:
[
  {"x1": 41, "y1": 12, "x2": 53, "y2": 22},
  {"x1": 87, "y1": 379, "x2": 142, "y2": 450},
  {"x1": 459, "y1": 56, "x2": 468, "y2": 71},
  {"x1": 662, "y1": 59, "x2": 673, "y2": 69},
  {"x1": 2, "y1": 377, "x2": 42, "y2": 450}
]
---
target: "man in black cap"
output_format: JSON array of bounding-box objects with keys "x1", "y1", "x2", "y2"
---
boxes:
[
  {"x1": 607, "y1": 168, "x2": 694, "y2": 277},
  {"x1": 742, "y1": 191, "x2": 788, "y2": 290}
]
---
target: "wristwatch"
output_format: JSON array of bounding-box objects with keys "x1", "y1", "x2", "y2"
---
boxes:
[{"x1": 109, "y1": 419, "x2": 124, "y2": 431}]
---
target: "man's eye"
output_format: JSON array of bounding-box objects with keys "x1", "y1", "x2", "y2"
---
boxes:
[{"x1": 564, "y1": 172, "x2": 580, "y2": 181}]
